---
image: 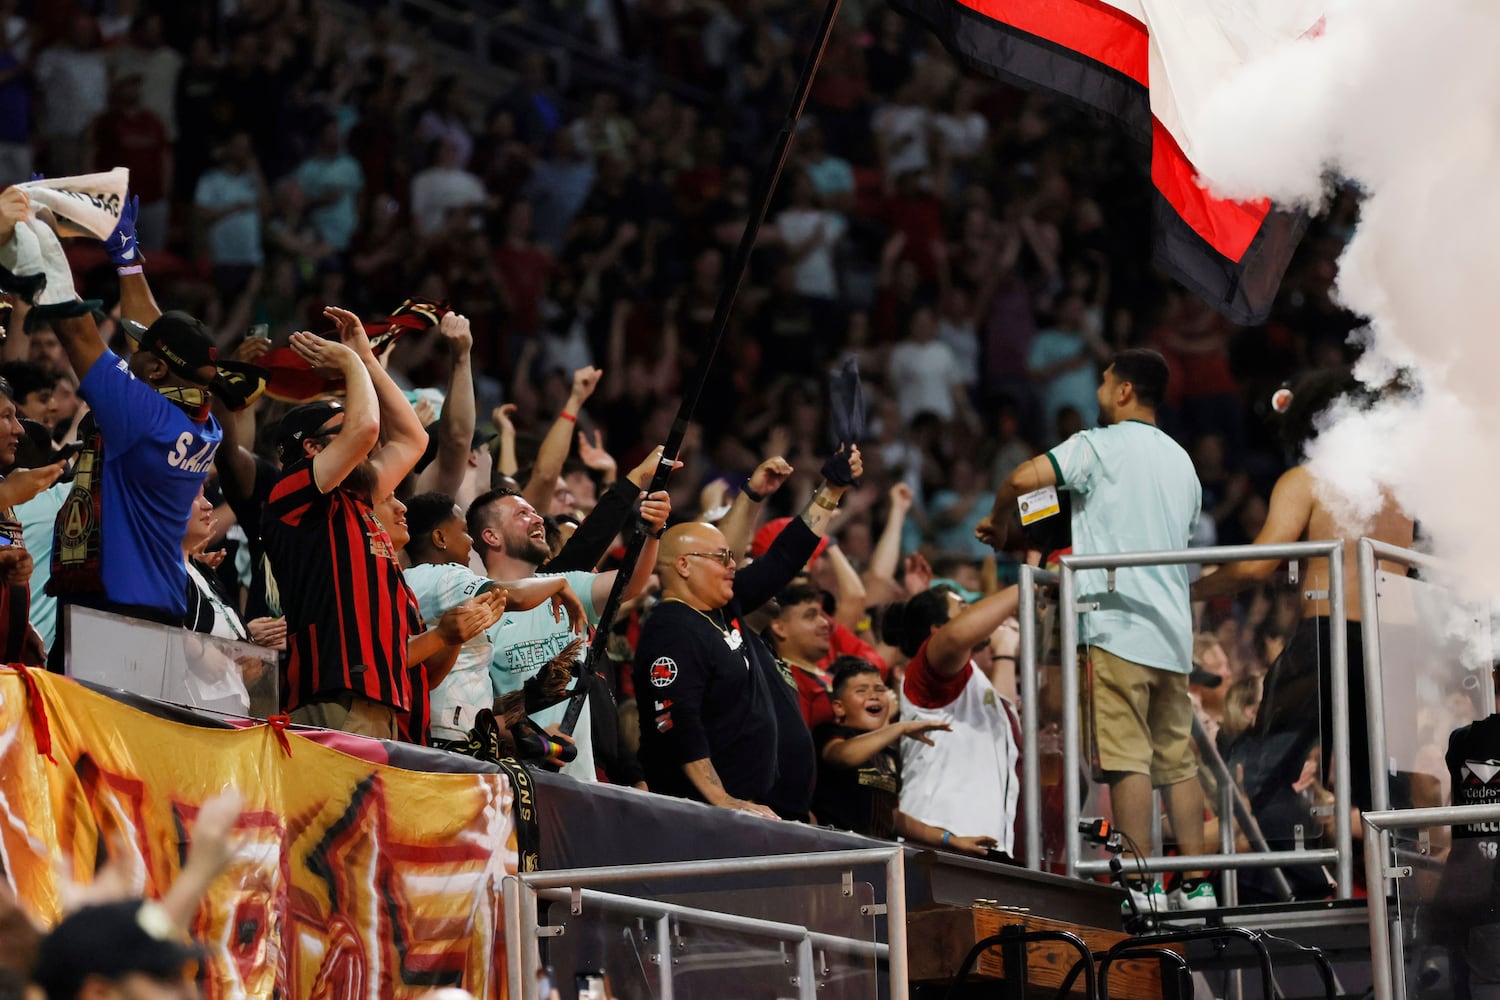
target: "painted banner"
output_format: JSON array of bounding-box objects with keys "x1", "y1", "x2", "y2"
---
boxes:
[{"x1": 0, "y1": 668, "x2": 518, "y2": 999}]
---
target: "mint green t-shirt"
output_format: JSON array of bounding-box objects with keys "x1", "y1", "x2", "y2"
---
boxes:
[
  {"x1": 1047, "y1": 421, "x2": 1201, "y2": 674},
  {"x1": 489, "y1": 570, "x2": 600, "y2": 781}
]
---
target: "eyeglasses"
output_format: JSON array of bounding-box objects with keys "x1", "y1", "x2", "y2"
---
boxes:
[{"x1": 684, "y1": 549, "x2": 737, "y2": 567}]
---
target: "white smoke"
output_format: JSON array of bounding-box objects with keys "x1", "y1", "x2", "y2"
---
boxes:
[{"x1": 1189, "y1": 0, "x2": 1500, "y2": 594}]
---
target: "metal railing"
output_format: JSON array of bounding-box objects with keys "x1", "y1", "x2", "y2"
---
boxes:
[
  {"x1": 1017, "y1": 563, "x2": 1058, "y2": 872},
  {"x1": 1356, "y1": 538, "x2": 1499, "y2": 1000},
  {"x1": 1362, "y1": 803, "x2": 1500, "y2": 1000},
  {"x1": 502, "y1": 847, "x2": 907, "y2": 1000},
  {"x1": 1018, "y1": 541, "x2": 1355, "y2": 897},
  {"x1": 1357, "y1": 538, "x2": 1495, "y2": 814}
]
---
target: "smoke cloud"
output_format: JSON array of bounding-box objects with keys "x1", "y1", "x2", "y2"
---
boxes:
[{"x1": 1189, "y1": 0, "x2": 1500, "y2": 593}]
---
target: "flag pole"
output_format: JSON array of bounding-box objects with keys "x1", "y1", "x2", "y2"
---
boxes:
[{"x1": 556, "y1": 0, "x2": 846, "y2": 738}]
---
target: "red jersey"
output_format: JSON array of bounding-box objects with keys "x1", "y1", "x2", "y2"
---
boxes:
[{"x1": 264, "y1": 460, "x2": 419, "y2": 714}]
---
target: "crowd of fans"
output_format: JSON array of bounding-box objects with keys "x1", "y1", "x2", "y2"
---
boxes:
[{"x1": 0, "y1": 1, "x2": 1415, "y2": 990}]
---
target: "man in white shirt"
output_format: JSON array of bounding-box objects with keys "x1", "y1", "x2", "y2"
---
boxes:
[
  {"x1": 33, "y1": 16, "x2": 108, "y2": 175},
  {"x1": 895, "y1": 585, "x2": 1022, "y2": 857},
  {"x1": 410, "y1": 139, "x2": 488, "y2": 237},
  {"x1": 887, "y1": 306, "x2": 969, "y2": 425},
  {"x1": 979, "y1": 348, "x2": 1213, "y2": 911},
  {"x1": 774, "y1": 172, "x2": 845, "y2": 301}
]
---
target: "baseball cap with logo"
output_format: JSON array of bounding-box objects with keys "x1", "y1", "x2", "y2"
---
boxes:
[
  {"x1": 275, "y1": 399, "x2": 345, "y2": 462},
  {"x1": 32, "y1": 899, "x2": 203, "y2": 1000},
  {"x1": 133, "y1": 311, "x2": 220, "y2": 384},
  {"x1": 121, "y1": 313, "x2": 269, "y2": 410}
]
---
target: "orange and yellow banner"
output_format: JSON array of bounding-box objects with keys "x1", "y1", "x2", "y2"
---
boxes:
[{"x1": 0, "y1": 669, "x2": 517, "y2": 998}]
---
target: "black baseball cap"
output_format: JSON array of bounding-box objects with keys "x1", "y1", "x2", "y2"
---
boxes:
[
  {"x1": 134, "y1": 311, "x2": 219, "y2": 384},
  {"x1": 276, "y1": 399, "x2": 345, "y2": 461},
  {"x1": 33, "y1": 900, "x2": 203, "y2": 1000},
  {"x1": 121, "y1": 314, "x2": 270, "y2": 411}
]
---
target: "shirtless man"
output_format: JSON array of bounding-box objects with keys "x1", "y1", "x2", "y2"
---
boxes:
[{"x1": 1191, "y1": 368, "x2": 1414, "y2": 818}]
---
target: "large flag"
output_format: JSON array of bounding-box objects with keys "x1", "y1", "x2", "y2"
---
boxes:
[{"x1": 893, "y1": 0, "x2": 1317, "y2": 324}]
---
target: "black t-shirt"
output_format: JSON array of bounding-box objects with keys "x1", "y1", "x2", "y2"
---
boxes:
[
  {"x1": 634, "y1": 601, "x2": 781, "y2": 804},
  {"x1": 763, "y1": 656, "x2": 815, "y2": 823},
  {"x1": 224, "y1": 453, "x2": 279, "y2": 619},
  {"x1": 633, "y1": 517, "x2": 822, "y2": 814},
  {"x1": 1434, "y1": 715, "x2": 1500, "y2": 928},
  {"x1": 813, "y1": 724, "x2": 900, "y2": 840}
]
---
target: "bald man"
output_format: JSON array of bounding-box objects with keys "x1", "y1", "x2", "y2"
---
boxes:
[{"x1": 634, "y1": 447, "x2": 862, "y2": 820}]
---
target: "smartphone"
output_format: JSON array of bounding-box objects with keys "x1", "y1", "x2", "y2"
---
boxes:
[
  {"x1": 575, "y1": 972, "x2": 608, "y2": 1000},
  {"x1": 247, "y1": 323, "x2": 271, "y2": 341}
]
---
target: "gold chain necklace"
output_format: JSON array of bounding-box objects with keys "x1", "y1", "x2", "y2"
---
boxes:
[{"x1": 663, "y1": 597, "x2": 731, "y2": 635}]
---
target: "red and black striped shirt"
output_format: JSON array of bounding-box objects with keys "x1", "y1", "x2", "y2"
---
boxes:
[{"x1": 263, "y1": 459, "x2": 418, "y2": 714}]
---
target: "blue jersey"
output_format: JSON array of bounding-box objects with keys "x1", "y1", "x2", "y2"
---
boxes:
[{"x1": 78, "y1": 349, "x2": 222, "y2": 616}]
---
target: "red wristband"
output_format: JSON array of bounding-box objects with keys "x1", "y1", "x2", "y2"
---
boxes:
[{"x1": 559, "y1": 410, "x2": 577, "y2": 423}]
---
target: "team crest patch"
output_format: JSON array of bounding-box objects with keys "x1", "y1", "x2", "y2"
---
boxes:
[{"x1": 649, "y1": 656, "x2": 678, "y2": 687}]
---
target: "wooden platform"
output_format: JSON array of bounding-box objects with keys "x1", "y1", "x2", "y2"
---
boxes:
[{"x1": 909, "y1": 903, "x2": 1177, "y2": 1000}]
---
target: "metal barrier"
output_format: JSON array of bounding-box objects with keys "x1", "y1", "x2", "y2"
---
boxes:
[
  {"x1": 1018, "y1": 541, "x2": 1355, "y2": 897},
  {"x1": 1017, "y1": 563, "x2": 1058, "y2": 871},
  {"x1": 1357, "y1": 538, "x2": 1495, "y2": 814},
  {"x1": 1362, "y1": 803, "x2": 1500, "y2": 1000},
  {"x1": 502, "y1": 848, "x2": 907, "y2": 1000},
  {"x1": 1355, "y1": 537, "x2": 1499, "y2": 1000},
  {"x1": 64, "y1": 604, "x2": 279, "y2": 718}
]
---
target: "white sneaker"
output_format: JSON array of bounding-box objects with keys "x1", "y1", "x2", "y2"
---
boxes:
[
  {"x1": 1123, "y1": 880, "x2": 1165, "y2": 915},
  {"x1": 1168, "y1": 880, "x2": 1219, "y2": 911}
]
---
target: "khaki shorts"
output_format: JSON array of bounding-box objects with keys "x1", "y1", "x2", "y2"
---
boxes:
[
  {"x1": 1082, "y1": 646, "x2": 1196, "y2": 786},
  {"x1": 291, "y1": 693, "x2": 399, "y2": 741}
]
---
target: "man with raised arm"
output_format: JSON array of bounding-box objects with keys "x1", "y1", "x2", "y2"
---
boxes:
[
  {"x1": 633, "y1": 446, "x2": 861, "y2": 820},
  {"x1": 0, "y1": 188, "x2": 235, "y2": 669},
  {"x1": 261, "y1": 306, "x2": 475, "y2": 739},
  {"x1": 1190, "y1": 368, "x2": 1414, "y2": 846},
  {"x1": 467, "y1": 479, "x2": 671, "y2": 781},
  {"x1": 889, "y1": 584, "x2": 1021, "y2": 857},
  {"x1": 978, "y1": 348, "x2": 1209, "y2": 911},
  {"x1": 402, "y1": 490, "x2": 589, "y2": 749}
]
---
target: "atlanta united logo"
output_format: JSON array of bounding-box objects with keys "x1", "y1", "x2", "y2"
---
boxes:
[{"x1": 649, "y1": 656, "x2": 678, "y2": 687}]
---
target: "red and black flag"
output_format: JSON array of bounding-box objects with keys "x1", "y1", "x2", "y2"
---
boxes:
[{"x1": 893, "y1": 0, "x2": 1315, "y2": 324}]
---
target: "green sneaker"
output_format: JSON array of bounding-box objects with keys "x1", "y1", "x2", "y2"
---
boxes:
[
  {"x1": 1122, "y1": 880, "x2": 1165, "y2": 915},
  {"x1": 1168, "y1": 880, "x2": 1219, "y2": 911}
]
